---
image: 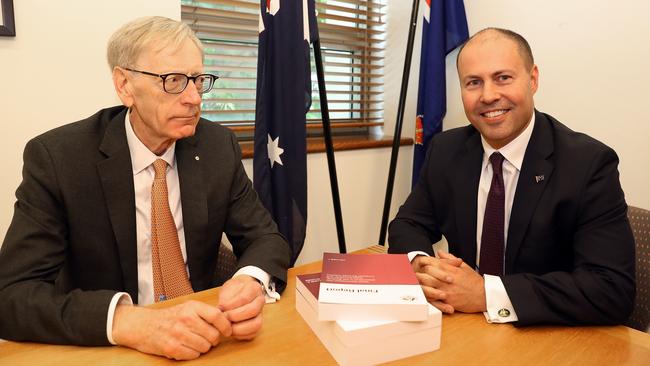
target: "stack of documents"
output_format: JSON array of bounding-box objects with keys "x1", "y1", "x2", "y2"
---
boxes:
[{"x1": 295, "y1": 253, "x2": 441, "y2": 365}]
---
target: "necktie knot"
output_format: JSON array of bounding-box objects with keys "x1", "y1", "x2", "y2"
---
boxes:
[
  {"x1": 153, "y1": 159, "x2": 168, "y2": 179},
  {"x1": 489, "y1": 152, "x2": 505, "y2": 174}
]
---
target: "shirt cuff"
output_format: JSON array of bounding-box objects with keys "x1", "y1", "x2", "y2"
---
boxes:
[
  {"x1": 106, "y1": 292, "x2": 133, "y2": 345},
  {"x1": 233, "y1": 266, "x2": 280, "y2": 304},
  {"x1": 407, "y1": 250, "x2": 431, "y2": 262},
  {"x1": 483, "y1": 274, "x2": 518, "y2": 323}
]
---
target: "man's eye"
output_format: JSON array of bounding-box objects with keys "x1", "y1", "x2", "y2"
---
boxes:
[
  {"x1": 167, "y1": 75, "x2": 183, "y2": 83},
  {"x1": 498, "y1": 75, "x2": 512, "y2": 82},
  {"x1": 466, "y1": 80, "x2": 480, "y2": 87}
]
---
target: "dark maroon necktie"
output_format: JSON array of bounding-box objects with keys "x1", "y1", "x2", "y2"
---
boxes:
[{"x1": 479, "y1": 152, "x2": 505, "y2": 276}]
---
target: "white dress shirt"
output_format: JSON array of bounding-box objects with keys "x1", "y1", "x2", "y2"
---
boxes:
[
  {"x1": 408, "y1": 113, "x2": 535, "y2": 324},
  {"x1": 106, "y1": 112, "x2": 278, "y2": 344},
  {"x1": 477, "y1": 113, "x2": 535, "y2": 323}
]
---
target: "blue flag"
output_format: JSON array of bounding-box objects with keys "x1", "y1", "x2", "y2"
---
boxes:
[
  {"x1": 254, "y1": 0, "x2": 316, "y2": 265},
  {"x1": 412, "y1": 0, "x2": 469, "y2": 186}
]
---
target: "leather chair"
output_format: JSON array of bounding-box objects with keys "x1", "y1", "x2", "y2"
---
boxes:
[{"x1": 626, "y1": 205, "x2": 650, "y2": 332}]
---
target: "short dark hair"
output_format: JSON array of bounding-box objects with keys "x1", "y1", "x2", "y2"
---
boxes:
[{"x1": 456, "y1": 28, "x2": 534, "y2": 70}]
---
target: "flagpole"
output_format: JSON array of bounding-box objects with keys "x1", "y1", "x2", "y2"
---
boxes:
[
  {"x1": 313, "y1": 38, "x2": 347, "y2": 254},
  {"x1": 378, "y1": 0, "x2": 420, "y2": 246}
]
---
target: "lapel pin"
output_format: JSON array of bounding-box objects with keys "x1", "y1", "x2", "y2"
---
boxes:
[
  {"x1": 195, "y1": 155, "x2": 200, "y2": 161},
  {"x1": 535, "y1": 175, "x2": 544, "y2": 183}
]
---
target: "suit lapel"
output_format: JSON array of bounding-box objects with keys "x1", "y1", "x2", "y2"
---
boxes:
[
  {"x1": 505, "y1": 111, "x2": 554, "y2": 273},
  {"x1": 176, "y1": 134, "x2": 208, "y2": 289},
  {"x1": 97, "y1": 109, "x2": 139, "y2": 301},
  {"x1": 451, "y1": 131, "x2": 483, "y2": 268}
]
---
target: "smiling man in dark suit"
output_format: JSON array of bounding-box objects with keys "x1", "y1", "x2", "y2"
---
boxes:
[
  {"x1": 388, "y1": 28, "x2": 635, "y2": 326},
  {"x1": 0, "y1": 16, "x2": 290, "y2": 359}
]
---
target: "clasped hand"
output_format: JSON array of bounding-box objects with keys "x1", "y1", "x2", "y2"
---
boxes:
[
  {"x1": 112, "y1": 275, "x2": 265, "y2": 360},
  {"x1": 412, "y1": 251, "x2": 487, "y2": 314}
]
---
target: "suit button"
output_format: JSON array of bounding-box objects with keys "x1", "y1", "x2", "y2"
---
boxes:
[{"x1": 498, "y1": 308, "x2": 511, "y2": 317}]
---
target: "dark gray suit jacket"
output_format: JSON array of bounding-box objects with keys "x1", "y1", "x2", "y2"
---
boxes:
[
  {"x1": 388, "y1": 110, "x2": 635, "y2": 326},
  {"x1": 0, "y1": 106, "x2": 291, "y2": 345}
]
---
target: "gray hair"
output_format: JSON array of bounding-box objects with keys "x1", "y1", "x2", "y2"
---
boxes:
[{"x1": 107, "y1": 16, "x2": 203, "y2": 70}]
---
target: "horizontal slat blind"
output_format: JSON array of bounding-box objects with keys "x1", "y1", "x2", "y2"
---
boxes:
[{"x1": 181, "y1": 0, "x2": 385, "y2": 138}]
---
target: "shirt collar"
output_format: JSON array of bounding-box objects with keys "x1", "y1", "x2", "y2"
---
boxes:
[
  {"x1": 480, "y1": 111, "x2": 535, "y2": 171},
  {"x1": 125, "y1": 111, "x2": 176, "y2": 175}
]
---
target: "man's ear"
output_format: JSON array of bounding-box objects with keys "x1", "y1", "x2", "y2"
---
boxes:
[
  {"x1": 529, "y1": 64, "x2": 539, "y2": 94},
  {"x1": 112, "y1": 67, "x2": 134, "y2": 107}
]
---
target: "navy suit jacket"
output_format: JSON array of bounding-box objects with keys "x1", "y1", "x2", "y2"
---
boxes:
[
  {"x1": 388, "y1": 110, "x2": 635, "y2": 326},
  {"x1": 0, "y1": 106, "x2": 291, "y2": 345}
]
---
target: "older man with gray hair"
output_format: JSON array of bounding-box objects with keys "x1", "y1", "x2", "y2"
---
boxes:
[{"x1": 0, "y1": 16, "x2": 291, "y2": 360}]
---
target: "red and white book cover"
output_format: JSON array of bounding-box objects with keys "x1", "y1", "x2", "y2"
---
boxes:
[
  {"x1": 317, "y1": 253, "x2": 428, "y2": 321},
  {"x1": 296, "y1": 272, "x2": 321, "y2": 308}
]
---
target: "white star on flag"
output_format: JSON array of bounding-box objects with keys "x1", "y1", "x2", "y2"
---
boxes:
[{"x1": 267, "y1": 134, "x2": 284, "y2": 168}]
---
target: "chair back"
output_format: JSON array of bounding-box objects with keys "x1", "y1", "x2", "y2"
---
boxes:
[
  {"x1": 626, "y1": 205, "x2": 650, "y2": 332},
  {"x1": 215, "y1": 242, "x2": 238, "y2": 286}
]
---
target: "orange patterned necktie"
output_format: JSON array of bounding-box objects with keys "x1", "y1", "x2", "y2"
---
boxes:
[{"x1": 151, "y1": 159, "x2": 193, "y2": 302}]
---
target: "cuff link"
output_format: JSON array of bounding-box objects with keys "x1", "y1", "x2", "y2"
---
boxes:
[{"x1": 498, "y1": 308, "x2": 511, "y2": 317}]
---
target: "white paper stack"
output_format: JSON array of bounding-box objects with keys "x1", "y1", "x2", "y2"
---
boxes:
[{"x1": 296, "y1": 273, "x2": 441, "y2": 366}]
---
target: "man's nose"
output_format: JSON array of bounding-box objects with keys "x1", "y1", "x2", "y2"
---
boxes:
[
  {"x1": 181, "y1": 79, "x2": 202, "y2": 105},
  {"x1": 480, "y1": 82, "x2": 500, "y2": 104}
]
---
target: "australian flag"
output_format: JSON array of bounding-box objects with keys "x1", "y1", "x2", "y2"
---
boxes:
[
  {"x1": 254, "y1": 0, "x2": 317, "y2": 265},
  {"x1": 412, "y1": 0, "x2": 468, "y2": 186}
]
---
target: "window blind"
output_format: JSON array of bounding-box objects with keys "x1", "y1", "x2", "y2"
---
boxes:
[{"x1": 181, "y1": 0, "x2": 385, "y2": 140}]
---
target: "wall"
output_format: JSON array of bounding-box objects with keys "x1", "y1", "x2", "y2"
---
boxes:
[
  {"x1": 241, "y1": 147, "x2": 412, "y2": 265},
  {"x1": 384, "y1": 0, "x2": 650, "y2": 215}
]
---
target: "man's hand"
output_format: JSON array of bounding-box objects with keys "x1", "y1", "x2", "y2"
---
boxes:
[
  {"x1": 412, "y1": 254, "x2": 463, "y2": 314},
  {"x1": 412, "y1": 251, "x2": 487, "y2": 314},
  {"x1": 434, "y1": 251, "x2": 487, "y2": 313},
  {"x1": 112, "y1": 300, "x2": 232, "y2": 360},
  {"x1": 218, "y1": 275, "x2": 266, "y2": 340}
]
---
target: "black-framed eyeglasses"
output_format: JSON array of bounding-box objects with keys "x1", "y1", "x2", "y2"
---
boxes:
[{"x1": 124, "y1": 67, "x2": 219, "y2": 94}]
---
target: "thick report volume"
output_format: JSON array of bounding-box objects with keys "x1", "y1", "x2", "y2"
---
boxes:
[
  {"x1": 296, "y1": 273, "x2": 441, "y2": 366},
  {"x1": 318, "y1": 253, "x2": 428, "y2": 321}
]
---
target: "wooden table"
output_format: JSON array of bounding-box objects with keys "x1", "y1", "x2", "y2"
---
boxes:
[{"x1": 1, "y1": 245, "x2": 649, "y2": 365}]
